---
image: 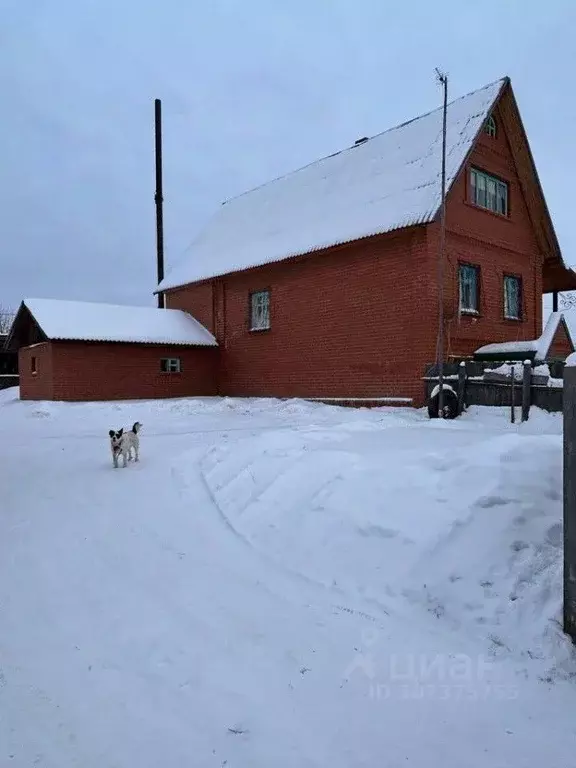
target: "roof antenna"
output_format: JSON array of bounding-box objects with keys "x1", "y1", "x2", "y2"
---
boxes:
[
  {"x1": 154, "y1": 98, "x2": 165, "y2": 309},
  {"x1": 434, "y1": 68, "x2": 448, "y2": 418}
]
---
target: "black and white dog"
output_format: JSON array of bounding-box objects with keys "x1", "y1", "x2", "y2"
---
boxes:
[{"x1": 108, "y1": 422, "x2": 142, "y2": 468}]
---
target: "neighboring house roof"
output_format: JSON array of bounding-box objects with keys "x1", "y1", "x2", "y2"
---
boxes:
[
  {"x1": 8, "y1": 298, "x2": 217, "y2": 347},
  {"x1": 158, "y1": 78, "x2": 507, "y2": 292},
  {"x1": 474, "y1": 312, "x2": 574, "y2": 362}
]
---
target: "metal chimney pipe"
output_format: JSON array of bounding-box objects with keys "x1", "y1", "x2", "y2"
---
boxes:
[{"x1": 154, "y1": 98, "x2": 165, "y2": 309}]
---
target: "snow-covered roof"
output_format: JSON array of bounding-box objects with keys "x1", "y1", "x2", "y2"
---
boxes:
[
  {"x1": 474, "y1": 312, "x2": 573, "y2": 361},
  {"x1": 158, "y1": 78, "x2": 506, "y2": 292},
  {"x1": 20, "y1": 298, "x2": 217, "y2": 346}
]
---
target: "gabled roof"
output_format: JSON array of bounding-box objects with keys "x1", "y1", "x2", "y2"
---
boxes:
[
  {"x1": 474, "y1": 312, "x2": 574, "y2": 362},
  {"x1": 7, "y1": 298, "x2": 217, "y2": 348},
  {"x1": 158, "y1": 78, "x2": 506, "y2": 292}
]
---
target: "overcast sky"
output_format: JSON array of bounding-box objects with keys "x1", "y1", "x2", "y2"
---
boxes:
[{"x1": 1, "y1": 0, "x2": 575, "y2": 314}]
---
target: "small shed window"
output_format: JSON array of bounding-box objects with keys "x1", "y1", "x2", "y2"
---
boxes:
[
  {"x1": 504, "y1": 275, "x2": 522, "y2": 320},
  {"x1": 459, "y1": 263, "x2": 480, "y2": 313},
  {"x1": 485, "y1": 115, "x2": 497, "y2": 137},
  {"x1": 250, "y1": 290, "x2": 270, "y2": 331},
  {"x1": 31, "y1": 356, "x2": 37, "y2": 375},
  {"x1": 160, "y1": 357, "x2": 181, "y2": 373}
]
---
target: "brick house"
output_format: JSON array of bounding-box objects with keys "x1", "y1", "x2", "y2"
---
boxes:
[
  {"x1": 8, "y1": 76, "x2": 576, "y2": 404},
  {"x1": 155, "y1": 76, "x2": 576, "y2": 407}
]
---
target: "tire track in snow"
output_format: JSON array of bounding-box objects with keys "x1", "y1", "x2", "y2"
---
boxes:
[{"x1": 170, "y1": 437, "x2": 393, "y2": 627}]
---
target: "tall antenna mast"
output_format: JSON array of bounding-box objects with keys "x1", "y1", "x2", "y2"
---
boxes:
[
  {"x1": 154, "y1": 98, "x2": 165, "y2": 309},
  {"x1": 435, "y1": 69, "x2": 448, "y2": 417}
]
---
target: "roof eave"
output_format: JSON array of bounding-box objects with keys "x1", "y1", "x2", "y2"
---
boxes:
[
  {"x1": 501, "y1": 84, "x2": 566, "y2": 270},
  {"x1": 155, "y1": 220, "x2": 431, "y2": 293},
  {"x1": 47, "y1": 336, "x2": 218, "y2": 347}
]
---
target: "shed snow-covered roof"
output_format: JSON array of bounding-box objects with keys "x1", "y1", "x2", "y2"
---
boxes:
[
  {"x1": 474, "y1": 312, "x2": 574, "y2": 361},
  {"x1": 17, "y1": 298, "x2": 217, "y2": 346},
  {"x1": 158, "y1": 78, "x2": 506, "y2": 292}
]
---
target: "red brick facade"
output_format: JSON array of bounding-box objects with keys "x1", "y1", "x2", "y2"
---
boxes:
[
  {"x1": 19, "y1": 341, "x2": 217, "y2": 401},
  {"x1": 166, "y1": 228, "x2": 432, "y2": 404},
  {"x1": 19, "y1": 343, "x2": 54, "y2": 400},
  {"x1": 435, "y1": 100, "x2": 543, "y2": 359}
]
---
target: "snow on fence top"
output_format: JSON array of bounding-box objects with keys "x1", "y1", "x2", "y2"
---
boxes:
[
  {"x1": 475, "y1": 312, "x2": 570, "y2": 361},
  {"x1": 157, "y1": 79, "x2": 506, "y2": 292},
  {"x1": 22, "y1": 298, "x2": 217, "y2": 346}
]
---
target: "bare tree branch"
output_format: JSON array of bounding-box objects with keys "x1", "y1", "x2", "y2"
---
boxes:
[{"x1": 0, "y1": 306, "x2": 15, "y2": 335}]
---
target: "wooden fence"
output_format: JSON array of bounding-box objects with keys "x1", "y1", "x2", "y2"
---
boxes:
[{"x1": 424, "y1": 360, "x2": 564, "y2": 417}]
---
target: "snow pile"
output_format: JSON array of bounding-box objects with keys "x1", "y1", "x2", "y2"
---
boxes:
[
  {"x1": 484, "y1": 363, "x2": 524, "y2": 380},
  {"x1": 201, "y1": 406, "x2": 574, "y2": 679},
  {"x1": 1, "y1": 389, "x2": 575, "y2": 766}
]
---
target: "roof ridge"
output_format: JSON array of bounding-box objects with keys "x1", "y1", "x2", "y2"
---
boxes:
[{"x1": 222, "y1": 76, "x2": 507, "y2": 207}]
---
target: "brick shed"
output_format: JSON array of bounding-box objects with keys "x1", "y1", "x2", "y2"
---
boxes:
[{"x1": 6, "y1": 298, "x2": 218, "y2": 401}]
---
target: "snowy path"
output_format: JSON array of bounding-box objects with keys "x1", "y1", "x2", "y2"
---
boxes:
[{"x1": 1, "y1": 392, "x2": 576, "y2": 766}]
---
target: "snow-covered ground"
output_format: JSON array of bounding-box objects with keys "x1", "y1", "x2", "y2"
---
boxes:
[{"x1": 1, "y1": 388, "x2": 575, "y2": 767}]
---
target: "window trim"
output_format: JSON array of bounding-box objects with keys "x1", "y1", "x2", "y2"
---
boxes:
[
  {"x1": 31, "y1": 356, "x2": 37, "y2": 376},
  {"x1": 458, "y1": 262, "x2": 481, "y2": 315},
  {"x1": 160, "y1": 357, "x2": 182, "y2": 374},
  {"x1": 248, "y1": 288, "x2": 271, "y2": 332},
  {"x1": 503, "y1": 273, "x2": 523, "y2": 321},
  {"x1": 469, "y1": 166, "x2": 509, "y2": 217},
  {"x1": 485, "y1": 115, "x2": 497, "y2": 138}
]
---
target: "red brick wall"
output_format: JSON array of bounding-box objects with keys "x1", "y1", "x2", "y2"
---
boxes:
[
  {"x1": 19, "y1": 343, "x2": 54, "y2": 400},
  {"x1": 165, "y1": 283, "x2": 215, "y2": 334},
  {"x1": 168, "y1": 228, "x2": 436, "y2": 405},
  {"x1": 548, "y1": 320, "x2": 574, "y2": 359},
  {"x1": 21, "y1": 342, "x2": 218, "y2": 401},
  {"x1": 431, "y1": 100, "x2": 544, "y2": 359}
]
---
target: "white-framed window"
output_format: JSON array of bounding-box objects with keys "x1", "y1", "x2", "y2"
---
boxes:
[
  {"x1": 459, "y1": 263, "x2": 480, "y2": 313},
  {"x1": 250, "y1": 290, "x2": 270, "y2": 331},
  {"x1": 470, "y1": 167, "x2": 508, "y2": 216},
  {"x1": 485, "y1": 115, "x2": 497, "y2": 138},
  {"x1": 160, "y1": 357, "x2": 181, "y2": 373},
  {"x1": 504, "y1": 275, "x2": 522, "y2": 320}
]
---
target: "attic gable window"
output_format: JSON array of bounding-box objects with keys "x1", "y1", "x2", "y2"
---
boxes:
[
  {"x1": 470, "y1": 168, "x2": 508, "y2": 216},
  {"x1": 485, "y1": 115, "x2": 497, "y2": 137},
  {"x1": 250, "y1": 290, "x2": 270, "y2": 331}
]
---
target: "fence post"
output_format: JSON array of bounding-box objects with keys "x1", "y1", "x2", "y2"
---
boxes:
[
  {"x1": 510, "y1": 364, "x2": 516, "y2": 423},
  {"x1": 457, "y1": 361, "x2": 466, "y2": 415},
  {"x1": 564, "y1": 363, "x2": 576, "y2": 641},
  {"x1": 521, "y1": 359, "x2": 531, "y2": 422}
]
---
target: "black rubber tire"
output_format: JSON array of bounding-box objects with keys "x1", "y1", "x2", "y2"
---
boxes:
[{"x1": 428, "y1": 388, "x2": 458, "y2": 419}]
